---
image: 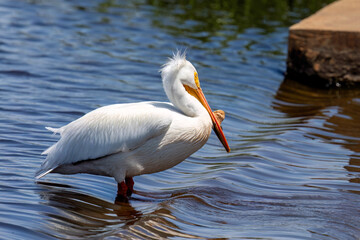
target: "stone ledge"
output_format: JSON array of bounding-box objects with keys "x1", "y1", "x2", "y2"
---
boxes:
[{"x1": 286, "y1": 0, "x2": 360, "y2": 87}]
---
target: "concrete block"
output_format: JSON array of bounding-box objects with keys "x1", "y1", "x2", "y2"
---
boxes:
[{"x1": 286, "y1": 0, "x2": 360, "y2": 87}]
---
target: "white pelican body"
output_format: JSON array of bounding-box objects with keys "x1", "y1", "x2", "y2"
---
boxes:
[{"x1": 36, "y1": 52, "x2": 230, "y2": 198}]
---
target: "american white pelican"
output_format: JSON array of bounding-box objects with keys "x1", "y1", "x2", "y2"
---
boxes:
[{"x1": 36, "y1": 52, "x2": 230, "y2": 200}]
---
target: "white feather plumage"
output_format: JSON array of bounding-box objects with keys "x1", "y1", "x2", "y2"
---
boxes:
[{"x1": 36, "y1": 52, "x2": 229, "y2": 186}]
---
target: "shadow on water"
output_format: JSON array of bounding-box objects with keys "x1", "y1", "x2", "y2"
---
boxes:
[
  {"x1": 36, "y1": 176, "x2": 360, "y2": 239},
  {"x1": 38, "y1": 178, "x2": 322, "y2": 239},
  {"x1": 273, "y1": 78, "x2": 360, "y2": 189},
  {"x1": 35, "y1": 181, "x2": 213, "y2": 239},
  {"x1": 37, "y1": 178, "x2": 303, "y2": 239}
]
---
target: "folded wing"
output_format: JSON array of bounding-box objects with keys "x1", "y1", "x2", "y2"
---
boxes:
[{"x1": 36, "y1": 102, "x2": 173, "y2": 179}]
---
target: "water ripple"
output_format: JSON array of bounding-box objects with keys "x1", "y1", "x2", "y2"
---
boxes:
[{"x1": 1, "y1": 0, "x2": 359, "y2": 239}]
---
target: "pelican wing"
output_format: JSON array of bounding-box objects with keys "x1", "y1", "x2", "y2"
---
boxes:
[{"x1": 36, "y1": 102, "x2": 173, "y2": 178}]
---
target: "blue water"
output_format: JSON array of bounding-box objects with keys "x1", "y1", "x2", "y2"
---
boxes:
[{"x1": 2, "y1": 0, "x2": 360, "y2": 239}]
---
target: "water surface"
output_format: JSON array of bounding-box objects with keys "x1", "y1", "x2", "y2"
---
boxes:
[{"x1": 2, "y1": 0, "x2": 360, "y2": 239}]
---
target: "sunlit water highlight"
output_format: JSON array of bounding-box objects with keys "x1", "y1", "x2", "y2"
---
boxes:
[{"x1": 1, "y1": 0, "x2": 360, "y2": 239}]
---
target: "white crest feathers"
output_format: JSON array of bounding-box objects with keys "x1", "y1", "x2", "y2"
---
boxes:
[{"x1": 160, "y1": 50, "x2": 187, "y2": 76}]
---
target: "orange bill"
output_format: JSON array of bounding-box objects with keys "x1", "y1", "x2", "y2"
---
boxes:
[
  {"x1": 196, "y1": 88, "x2": 231, "y2": 152},
  {"x1": 183, "y1": 84, "x2": 230, "y2": 152}
]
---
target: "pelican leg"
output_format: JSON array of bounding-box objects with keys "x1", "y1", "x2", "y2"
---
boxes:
[
  {"x1": 116, "y1": 181, "x2": 129, "y2": 202},
  {"x1": 125, "y1": 177, "x2": 134, "y2": 197},
  {"x1": 115, "y1": 178, "x2": 134, "y2": 202}
]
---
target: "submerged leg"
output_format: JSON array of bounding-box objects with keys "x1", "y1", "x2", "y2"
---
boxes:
[
  {"x1": 125, "y1": 177, "x2": 134, "y2": 197},
  {"x1": 116, "y1": 181, "x2": 128, "y2": 202},
  {"x1": 116, "y1": 177, "x2": 135, "y2": 203}
]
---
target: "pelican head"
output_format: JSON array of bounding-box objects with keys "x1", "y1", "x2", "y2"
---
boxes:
[{"x1": 161, "y1": 52, "x2": 230, "y2": 152}]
